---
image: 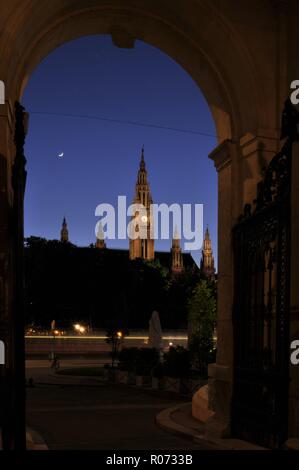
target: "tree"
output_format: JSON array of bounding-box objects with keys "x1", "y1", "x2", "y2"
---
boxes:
[
  {"x1": 163, "y1": 346, "x2": 190, "y2": 378},
  {"x1": 188, "y1": 280, "x2": 216, "y2": 336},
  {"x1": 187, "y1": 280, "x2": 217, "y2": 376},
  {"x1": 164, "y1": 267, "x2": 201, "y2": 328},
  {"x1": 105, "y1": 329, "x2": 128, "y2": 368}
]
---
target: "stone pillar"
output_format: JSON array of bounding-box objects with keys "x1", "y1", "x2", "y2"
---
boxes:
[
  {"x1": 205, "y1": 140, "x2": 237, "y2": 437},
  {"x1": 0, "y1": 99, "x2": 27, "y2": 449},
  {"x1": 204, "y1": 133, "x2": 280, "y2": 438},
  {"x1": 288, "y1": 141, "x2": 299, "y2": 438},
  {"x1": 0, "y1": 100, "x2": 15, "y2": 449},
  {"x1": 0, "y1": 101, "x2": 15, "y2": 352}
]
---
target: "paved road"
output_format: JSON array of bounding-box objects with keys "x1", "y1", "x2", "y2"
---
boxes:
[
  {"x1": 26, "y1": 357, "x2": 110, "y2": 368},
  {"x1": 26, "y1": 363, "x2": 209, "y2": 450}
]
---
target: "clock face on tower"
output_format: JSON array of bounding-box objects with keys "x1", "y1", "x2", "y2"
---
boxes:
[{"x1": 141, "y1": 215, "x2": 148, "y2": 223}]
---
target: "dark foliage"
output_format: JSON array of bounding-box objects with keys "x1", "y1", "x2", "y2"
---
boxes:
[
  {"x1": 118, "y1": 347, "x2": 160, "y2": 375},
  {"x1": 24, "y1": 237, "x2": 198, "y2": 329},
  {"x1": 163, "y1": 346, "x2": 191, "y2": 378}
]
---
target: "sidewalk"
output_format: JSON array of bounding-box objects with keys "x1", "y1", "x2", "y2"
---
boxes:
[
  {"x1": 156, "y1": 402, "x2": 268, "y2": 450},
  {"x1": 26, "y1": 367, "x2": 277, "y2": 450}
]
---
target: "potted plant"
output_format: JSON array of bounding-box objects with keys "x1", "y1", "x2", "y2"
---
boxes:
[
  {"x1": 117, "y1": 347, "x2": 139, "y2": 385},
  {"x1": 151, "y1": 362, "x2": 165, "y2": 390},
  {"x1": 135, "y1": 348, "x2": 159, "y2": 387},
  {"x1": 163, "y1": 346, "x2": 191, "y2": 393}
]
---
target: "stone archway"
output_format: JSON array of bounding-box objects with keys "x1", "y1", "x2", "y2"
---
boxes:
[
  {"x1": 1, "y1": 0, "x2": 298, "y2": 449},
  {"x1": 2, "y1": 1, "x2": 274, "y2": 142}
]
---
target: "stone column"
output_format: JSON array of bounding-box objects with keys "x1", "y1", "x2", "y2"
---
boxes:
[
  {"x1": 205, "y1": 133, "x2": 280, "y2": 438},
  {"x1": 0, "y1": 100, "x2": 15, "y2": 357},
  {"x1": 205, "y1": 139, "x2": 237, "y2": 437},
  {"x1": 0, "y1": 99, "x2": 27, "y2": 449},
  {"x1": 288, "y1": 141, "x2": 299, "y2": 438},
  {"x1": 0, "y1": 100, "x2": 15, "y2": 449}
]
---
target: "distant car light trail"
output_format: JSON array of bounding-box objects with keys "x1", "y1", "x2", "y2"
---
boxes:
[{"x1": 25, "y1": 335, "x2": 188, "y2": 340}]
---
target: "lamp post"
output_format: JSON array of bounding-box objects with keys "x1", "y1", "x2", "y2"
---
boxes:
[
  {"x1": 50, "y1": 320, "x2": 56, "y2": 360},
  {"x1": 106, "y1": 330, "x2": 124, "y2": 369}
]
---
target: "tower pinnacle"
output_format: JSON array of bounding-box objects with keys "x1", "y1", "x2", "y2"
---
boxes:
[
  {"x1": 141, "y1": 145, "x2": 145, "y2": 164},
  {"x1": 171, "y1": 227, "x2": 183, "y2": 274},
  {"x1": 60, "y1": 217, "x2": 69, "y2": 243},
  {"x1": 200, "y1": 226, "x2": 215, "y2": 279},
  {"x1": 96, "y1": 222, "x2": 106, "y2": 249}
]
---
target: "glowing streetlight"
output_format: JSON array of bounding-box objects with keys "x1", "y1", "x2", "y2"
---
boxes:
[
  {"x1": 74, "y1": 324, "x2": 81, "y2": 331},
  {"x1": 116, "y1": 331, "x2": 123, "y2": 338},
  {"x1": 79, "y1": 326, "x2": 85, "y2": 334}
]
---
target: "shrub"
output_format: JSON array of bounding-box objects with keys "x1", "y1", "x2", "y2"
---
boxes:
[
  {"x1": 135, "y1": 348, "x2": 160, "y2": 375},
  {"x1": 189, "y1": 332, "x2": 217, "y2": 378},
  {"x1": 151, "y1": 361, "x2": 165, "y2": 378},
  {"x1": 163, "y1": 346, "x2": 190, "y2": 378},
  {"x1": 118, "y1": 347, "x2": 160, "y2": 375},
  {"x1": 118, "y1": 347, "x2": 139, "y2": 371}
]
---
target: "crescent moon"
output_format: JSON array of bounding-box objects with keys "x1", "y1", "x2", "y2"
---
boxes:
[{"x1": 58, "y1": 152, "x2": 64, "y2": 158}]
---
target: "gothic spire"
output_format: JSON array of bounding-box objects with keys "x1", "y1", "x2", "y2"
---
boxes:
[
  {"x1": 172, "y1": 225, "x2": 180, "y2": 248},
  {"x1": 200, "y1": 225, "x2": 215, "y2": 279},
  {"x1": 171, "y1": 226, "x2": 183, "y2": 274},
  {"x1": 96, "y1": 222, "x2": 106, "y2": 249},
  {"x1": 130, "y1": 147, "x2": 154, "y2": 260},
  {"x1": 60, "y1": 216, "x2": 69, "y2": 242},
  {"x1": 140, "y1": 145, "x2": 145, "y2": 169}
]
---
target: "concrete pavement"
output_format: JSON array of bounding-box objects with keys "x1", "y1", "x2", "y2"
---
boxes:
[{"x1": 26, "y1": 362, "x2": 211, "y2": 450}]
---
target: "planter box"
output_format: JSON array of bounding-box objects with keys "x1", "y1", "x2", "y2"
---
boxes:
[
  {"x1": 152, "y1": 376, "x2": 166, "y2": 390},
  {"x1": 151, "y1": 377, "x2": 159, "y2": 390},
  {"x1": 136, "y1": 375, "x2": 151, "y2": 387},
  {"x1": 115, "y1": 370, "x2": 136, "y2": 385},
  {"x1": 104, "y1": 368, "x2": 116, "y2": 383},
  {"x1": 164, "y1": 376, "x2": 181, "y2": 393},
  {"x1": 127, "y1": 371, "x2": 136, "y2": 385},
  {"x1": 179, "y1": 378, "x2": 191, "y2": 396},
  {"x1": 116, "y1": 370, "x2": 128, "y2": 384}
]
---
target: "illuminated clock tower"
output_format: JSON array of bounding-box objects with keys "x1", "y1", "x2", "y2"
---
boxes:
[{"x1": 129, "y1": 147, "x2": 154, "y2": 260}]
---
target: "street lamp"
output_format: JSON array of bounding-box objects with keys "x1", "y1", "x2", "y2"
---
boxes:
[{"x1": 74, "y1": 324, "x2": 86, "y2": 334}]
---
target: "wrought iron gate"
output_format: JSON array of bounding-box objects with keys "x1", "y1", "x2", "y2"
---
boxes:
[{"x1": 231, "y1": 108, "x2": 294, "y2": 448}]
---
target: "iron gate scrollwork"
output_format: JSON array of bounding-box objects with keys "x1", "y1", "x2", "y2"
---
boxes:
[{"x1": 231, "y1": 99, "x2": 297, "y2": 448}]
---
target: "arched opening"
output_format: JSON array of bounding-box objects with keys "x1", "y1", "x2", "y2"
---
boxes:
[
  {"x1": 22, "y1": 34, "x2": 218, "y2": 449},
  {"x1": 7, "y1": 3, "x2": 263, "y2": 143}
]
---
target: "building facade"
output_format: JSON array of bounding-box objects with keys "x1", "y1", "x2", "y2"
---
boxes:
[{"x1": 91, "y1": 147, "x2": 214, "y2": 277}]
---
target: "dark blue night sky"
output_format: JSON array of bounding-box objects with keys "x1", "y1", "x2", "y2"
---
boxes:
[{"x1": 22, "y1": 35, "x2": 217, "y2": 267}]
